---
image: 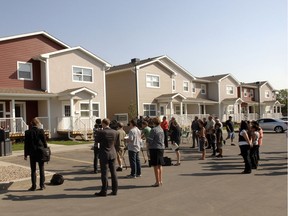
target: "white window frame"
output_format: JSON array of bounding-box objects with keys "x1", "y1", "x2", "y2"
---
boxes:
[
  {"x1": 17, "y1": 61, "x2": 33, "y2": 80},
  {"x1": 114, "y1": 113, "x2": 128, "y2": 125},
  {"x1": 183, "y1": 81, "x2": 189, "y2": 92},
  {"x1": 143, "y1": 103, "x2": 157, "y2": 117},
  {"x1": 227, "y1": 105, "x2": 234, "y2": 114},
  {"x1": 146, "y1": 74, "x2": 160, "y2": 88},
  {"x1": 226, "y1": 85, "x2": 234, "y2": 95},
  {"x1": 201, "y1": 84, "x2": 206, "y2": 95},
  {"x1": 250, "y1": 89, "x2": 254, "y2": 98},
  {"x1": 72, "y1": 66, "x2": 93, "y2": 83},
  {"x1": 192, "y1": 83, "x2": 196, "y2": 94},
  {"x1": 172, "y1": 79, "x2": 176, "y2": 91},
  {"x1": 80, "y1": 102, "x2": 100, "y2": 117},
  {"x1": 265, "y1": 90, "x2": 270, "y2": 98},
  {"x1": 243, "y1": 88, "x2": 248, "y2": 97}
]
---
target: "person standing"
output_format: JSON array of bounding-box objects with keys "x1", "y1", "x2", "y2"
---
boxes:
[
  {"x1": 94, "y1": 118, "x2": 118, "y2": 196},
  {"x1": 224, "y1": 116, "x2": 235, "y2": 146},
  {"x1": 24, "y1": 117, "x2": 48, "y2": 191},
  {"x1": 92, "y1": 120, "x2": 102, "y2": 174},
  {"x1": 115, "y1": 122, "x2": 127, "y2": 172},
  {"x1": 205, "y1": 115, "x2": 215, "y2": 149},
  {"x1": 238, "y1": 120, "x2": 252, "y2": 174},
  {"x1": 141, "y1": 121, "x2": 151, "y2": 165},
  {"x1": 126, "y1": 119, "x2": 142, "y2": 178},
  {"x1": 215, "y1": 122, "x2": 224, "y2": 158},
  {"x1": 147, "y1": 117, "x2": 165, "y2": 187},
  {"x1": 170, "y1": 120, "x2": 182, "y2": 166},
  {"x1": 160, "y1": 116, "x2": 169, "y2": 148},
  {"x1": 197, "y1": 119, "x2": 206, "y2": 160},
  {"x1": 191, "y1": 116, "x2": 200, "y2": 148}
]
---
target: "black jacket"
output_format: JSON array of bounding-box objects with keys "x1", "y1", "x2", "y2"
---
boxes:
[{"x1": 24, "y1": 126, "x2": 47, "y2": 158}]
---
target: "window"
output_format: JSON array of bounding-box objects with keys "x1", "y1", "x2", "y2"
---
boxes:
[
  {"x1": 17, "y1": 62, "x2": 33, "y2": 80},
  {"x1": 201, "y1": 84, "x2": 206, "y2": 95},
  {"x1": 226, "y1": 85, "x2": 234, "y2": 95},
  {"x1": 80, "y1": 103, "x2": 99, "y2": 117},
  {"x1": 192, "y1": 83, "x2": 196, "y2": 94},
  {"x1": 183, "y1": 81, "x2": 189, "y2": 92},
  {"x1": 175, "y1": 105, "x2": 181, "y2": 114},
  {"x1": 0, "y1": 103, "x2": 4, "y2": 118},
  {"x1": 243, "y1": 88, "x2": 248, "y2": 97},
  {"x1": 73, "y1": 66, "x2": 93, "y2": 82},
  {"x1": 143, "y1": 104, "x2": 157, "y2": 116},
  {"x1": 250, "y1": 89, "x2": 254, "y2": 98},
  {"x1": 114, "y1": 113, "x2": 128, "y2": 125},
  {"x1": 146, "y1": 74, "x2": 160, "y2": 88},
  {"x1": 265, "y1": 90, "x2": 270, "y2": 98},
  {"x1": 64, "y1": 105, "x2": 71, "y2": 117},
  {"x1": 227, "y1": 105, "x2": 234, "y2": 114},
  {"x1": 172, "y1": 79, "x2": 176, "y2": 91}
]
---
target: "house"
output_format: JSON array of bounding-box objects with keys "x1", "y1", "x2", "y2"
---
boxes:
[
  {"x1": 239, "y1": 81, "x2": 282, "y2": 120},
  {"x1": 106, "y1": 55, "x2": 219, "y2": 127},
  {"x1": 0, "y1": 31, "x2": 111, "y2": 139}
]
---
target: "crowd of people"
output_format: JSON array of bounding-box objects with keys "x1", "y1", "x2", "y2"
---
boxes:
[{"x1": 23, "y1": 114, "x2": 263, "y2": 196}]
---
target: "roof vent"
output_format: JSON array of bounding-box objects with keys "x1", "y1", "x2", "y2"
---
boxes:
[{"x1": 131, "y1": 58, "x2": 140, "y2": 64}]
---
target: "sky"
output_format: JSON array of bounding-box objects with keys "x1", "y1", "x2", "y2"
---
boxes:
[{"x1": 1, "y1": 0, "x2": 287, "y2": 90}]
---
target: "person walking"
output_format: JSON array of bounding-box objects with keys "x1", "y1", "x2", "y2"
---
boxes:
[
  {"x1": 147, "y1": 117, "x2": 165, "y2": 187},
  {"x1": 24, "y1": 117, "x2": 48, "y2": 191},
  {"x1": 191, "y1": 116, "x2": 200, "y2": 148},
  {"x1": 169, "y1": 120, "x2": 182, "y2": 166},
  {"x1": 126, "y1": 119, "x2": 142, "y2": 178},
  {"x1": 94, "y1": 118, "x2": 118, "y2": 196},
  {"x1": 238, "y1": 120, "x2": 252, "y2": 174},
  {"x1": 224, "y1": 116, "x2": 235, "y2": 146},
  {"x1": 160, "y1": 116, "x2": 169, "y2": 148}
]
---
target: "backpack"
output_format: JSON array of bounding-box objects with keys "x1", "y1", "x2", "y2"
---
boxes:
[
  {"x1": 50, "y1": 174, "x2": 64, "y2": 185},
  {"x1": 163, "y1": 156, "x2": 172, "y2": 166}
]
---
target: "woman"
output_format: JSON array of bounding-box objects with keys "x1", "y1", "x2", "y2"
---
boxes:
[
  {"x1": 147, "y1": 117, "x2": 165, "y2": 187},
  {"x1": 215, "y1": 122, "x2": 223, "y2": 158},
  {"x1": 197, "y1": 119, "x2": 206, "y2": 160},
  {"x1": 250, "y1": 124, "x2": 260, "y2": 169},
  {"x1": 24, "y1": 117, "x2": 48, "y2": 191},
  {"x1": 238, "y1": 120, "x2": 252, "y2": 174},
  {"x1": 169, "y1": 120, "x2": 182, "y2": 166}
]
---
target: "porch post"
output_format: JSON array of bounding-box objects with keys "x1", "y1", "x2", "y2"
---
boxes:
[
  {"x1": 170, "y1": 101, "x2": 173, "y2": 115},
  {"x1": 89, "y1": 98, "x2": 93, "y2": 129},
  {"x1": 47, "y1": 99, "x2": 51, "y2": 138},
  {"x1": 11, "y1": 99, "x2": 15, "y2": 118},
  {"x1": 70, "y1": 98, "x2": 74, "y2": 130},
  {"x1": 185, "y1": 103, "x2": 187, "y2": 115},
  {"x1": 11, "y1": 99, "x2": 15, "y2": 133},
  {"x1": 180, "y1": 102, "x2": 183, "y2": 115}
]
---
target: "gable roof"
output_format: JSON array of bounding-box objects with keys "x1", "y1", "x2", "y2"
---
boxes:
[
  {"x1": 244, "y1": 81, "x2": 275, "y2": 90},
  {"x1": 197, "y1": 73, "x2": 240, "y2": 85},
  {"x1": 0, "y1": 31, "x2": 70, "y2": 48},
  {"x1": 40, "y1": 46, "x2": 111, "y2": 67}
]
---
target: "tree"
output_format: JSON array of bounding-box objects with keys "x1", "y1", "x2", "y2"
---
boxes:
[
  {"x1": 276, "y1": 89, "x2": 288, "y2": 116},
  {"x1": 128, "y1": 100, "x2": 137, "y2": 121}
]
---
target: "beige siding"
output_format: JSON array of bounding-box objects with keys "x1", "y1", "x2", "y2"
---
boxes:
[
  {"x1": 219, "y1": 77, "x2": 238, "y2": 101},
  {"x1": 106, "y1": 70, "x2": 136, "y2": 119}
]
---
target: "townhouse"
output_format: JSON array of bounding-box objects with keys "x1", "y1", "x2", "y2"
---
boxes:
[{"x1": 0, "y1": 31, "x2": 110, "y2": 139}]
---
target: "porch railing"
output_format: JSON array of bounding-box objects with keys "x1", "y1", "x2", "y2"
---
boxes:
[{"x1": 0, "y1": 117, "x2": 28, "y2": 135}]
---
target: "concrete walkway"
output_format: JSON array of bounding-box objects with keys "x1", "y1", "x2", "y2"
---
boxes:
[{"x1": 0, "y1": 133, "x2": 287, "y2": 216}]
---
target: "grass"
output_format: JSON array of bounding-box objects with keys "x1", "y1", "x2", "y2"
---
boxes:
[{"x1": 11, "y1": 139, "x2": 92, "y2": 151}]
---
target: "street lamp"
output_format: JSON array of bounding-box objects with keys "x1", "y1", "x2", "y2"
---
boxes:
[{"x1": 256, "y1": 81, "x2": 261, "y2": 119}]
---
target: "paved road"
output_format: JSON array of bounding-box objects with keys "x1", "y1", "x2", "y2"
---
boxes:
[{"x1": 0, "y1": 132, "x2": 287, "y2": 216}]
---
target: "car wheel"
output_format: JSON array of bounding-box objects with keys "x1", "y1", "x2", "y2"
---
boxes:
[{"x1": 274, "y1": 126, "x2": 283, "y2": 133}]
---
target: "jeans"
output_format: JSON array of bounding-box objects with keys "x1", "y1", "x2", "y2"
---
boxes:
[
  {"x1": 30, "y1": 156, "x2": 45, "y2": 188},
  {"x1": 128, "y1": 150, "x2": 141, "y2": 176},
  {"x1": 192, "y1": 130, "x2": 199, "y2": 147},
  {"x1": 240, "y1": 145, "x2": 252, "y2": 173}
]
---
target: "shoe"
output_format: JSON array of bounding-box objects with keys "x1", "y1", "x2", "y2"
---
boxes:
[
  {"x1": 241, "y1": 171, "x2": 251, "y2": 174},
  {"x1": 39, "y1": 186, "x2": 46, "y2": 190},
  {"x1": 94, "y1": 191, "x2": 107, "y2": 197},
  {"x1": 209, "y1": 154, "x2": 216, "y2": 157},
  {"x1": 231, "y1": 143, "x2": 236, "y2": 146},
  {"x1": 151, "y1": 183, "x2": 160, "y2": 187},
  {"x1": 223, "y1": 140, "x2": 226, "y2": 145},
  {"x1": 126, "y1": 175, "x2": 136, "y2": 179},
  {"x1": 92, "y1": 170, "x2": 98, "y2": 174},
  {"x1": 216, "y1": 154, "x2": 223, "y2": 158},
  {"x1": 28, "y1": 187, "x2": 36, "y2": 191},
  {"x1": 109, "y1": 191, "x2": 117, "y2": 196},
  {"x1": 116, "y1": 167, "x2": 123, "y2": 172},
  {"x1": 136, "y1": 174, "x2": 142, "y2": 177},
  {"x1": 174, "y1": 163, "x2": 181, "y2": 166}
]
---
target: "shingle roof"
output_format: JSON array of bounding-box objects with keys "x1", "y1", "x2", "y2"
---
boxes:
[
  {"x1": 196, "y1": 74, "x2": 229, "y2": 81},
  {"x1": 0, "y1": 88, "x2": 53, "y2": 98}
]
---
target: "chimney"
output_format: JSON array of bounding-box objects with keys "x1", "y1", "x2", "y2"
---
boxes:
[{"x1": 131, "y1": 58, "x2": 140, "y2": 65}]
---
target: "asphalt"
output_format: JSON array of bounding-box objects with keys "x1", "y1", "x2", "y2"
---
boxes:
[{"x1": 0, "y1": 132, "x2": 287, "y2": 216}]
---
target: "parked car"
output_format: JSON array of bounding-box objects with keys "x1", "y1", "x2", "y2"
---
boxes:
[
  {"x1": 256, "y1": 118, "x2": 288, "y2": 133},
  {"x1": 279, "y1": 116, "x2": 288, "y2": 123}
]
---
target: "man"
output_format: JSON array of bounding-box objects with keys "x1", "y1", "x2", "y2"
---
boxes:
[
  {"x1": 224, "y1": 116, "x2": 235, "y2": 146},
  {"x1": 205, "y1": 115, "x2": 215, "y2": 149},
  {"x1": 94, "y1": 118, "x2": 118, "y2": 196},
  {"x1": 191, "y1": 116, "x2": 199, "y2": 148},
  {"x1": 115, "y1": 122, "x2": 126, "y2": 171}
]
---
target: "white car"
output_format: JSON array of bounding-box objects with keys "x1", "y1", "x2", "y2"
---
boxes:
[{"x1": 257, "y1": 118, "x2": 288, "y2": 133}]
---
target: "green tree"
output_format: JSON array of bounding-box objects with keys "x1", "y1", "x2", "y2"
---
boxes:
[
  {"x1": 276, "y1": 89, "x2": 288, "y2": 116},
  {"x1": 128, "y1": 101, "x2": 137, "y2": 121}
]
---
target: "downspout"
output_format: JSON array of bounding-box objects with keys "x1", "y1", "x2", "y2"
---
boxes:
[
  {"x1": 135, "y1": 66, "x2": 140, "y2": 117},
  {"x1": 217, "y1": 81, "x2": 221, "y2": 121},
  {"x1": 103, "y1": 66, "x2": 107, "y2": 118}
]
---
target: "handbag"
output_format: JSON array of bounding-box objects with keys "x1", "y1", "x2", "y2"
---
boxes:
[{"x1": 39, "y1": 147, "x2": 51, "y2": 162}]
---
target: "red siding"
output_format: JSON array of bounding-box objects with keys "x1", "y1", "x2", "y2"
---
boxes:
[
  {"x1": 0, "y1": 34, "x2": 66, "y2": 90},
  {"x1": 26, "y1": 101, "x2": 38, "y2": 124}
]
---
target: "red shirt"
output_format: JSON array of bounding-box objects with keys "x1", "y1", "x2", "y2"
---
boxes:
[{"x1": 160, "y1": 120, "x2": 169, "y2": 130}]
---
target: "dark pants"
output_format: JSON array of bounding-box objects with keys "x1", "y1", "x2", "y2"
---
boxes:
[
  {"x1": 192, "y1": 131, "x2": 199, "y2": 147},
  {"x1": 250, "y1": 145, "x2": 259, "y2": 168},
  {"x1": 163, "y1": 129, "x2": 169, "y2": 148},
  {"x1": 93, "y1": 147, "x2": 99, "y2": 172},
  {"x1": 128, "y1": 150, "x2": 141, "y2": 176},
  {"x1": 239, "y1": 145, "x2": 252, "y2": 173},
  {"x1": 99, "y1": 158, "x2": 118, "y2": 193},
  {"x1": 29, "y1": 156, "x2": 45, "y2": 188}
]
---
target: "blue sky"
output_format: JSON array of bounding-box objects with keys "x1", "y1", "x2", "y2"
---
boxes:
[{"x1": 1, "y1": 0, "x2": 287, "y2": 89}]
